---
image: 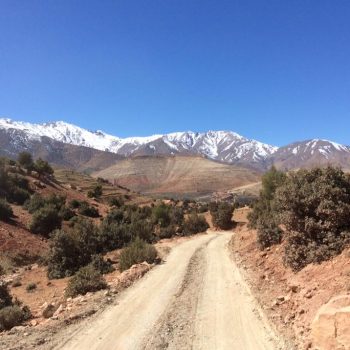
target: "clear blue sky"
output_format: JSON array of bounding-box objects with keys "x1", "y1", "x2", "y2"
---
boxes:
[{"x1": 1, "y1": 1, "x2": 349, "y2": 146}]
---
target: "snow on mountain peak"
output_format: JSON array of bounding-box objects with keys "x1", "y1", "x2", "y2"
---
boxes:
[{"x1": 0, "y1": 118, "x2": 276, "y2": 164}]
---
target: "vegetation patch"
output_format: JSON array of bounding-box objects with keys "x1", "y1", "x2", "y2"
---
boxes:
[
  {"x1": 65, "y1": 265, "x2": 107, "y2": 297},
  {"x1": 119, "y1": 237, "x2": 158, "y2": 272},
  {"x1": 249, "y1": 166, "x2": 350, "y2": 271}
]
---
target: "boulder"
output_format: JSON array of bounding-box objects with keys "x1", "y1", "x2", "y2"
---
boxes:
[
  {"x1": 311, "y1": 295, "x2": 350, "y2": 350},
  {"x1": 41, "y1": 303, "x2": 58, "y2": 319}
]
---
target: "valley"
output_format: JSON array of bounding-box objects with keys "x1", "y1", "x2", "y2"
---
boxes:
[{"x1": 93, "y1": 155, "x2": 261, "y2": 198}]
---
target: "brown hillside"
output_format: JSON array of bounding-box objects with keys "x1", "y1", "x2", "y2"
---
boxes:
[{"x1": 93, "y1": 155, "x2": 261, "y2": 198}]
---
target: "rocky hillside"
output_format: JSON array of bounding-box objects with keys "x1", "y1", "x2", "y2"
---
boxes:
[
  {"x1": 93, "y1": 155, "x2": 261, "y2": 198},
  {"x1": 0, "y1": 128, "x2": 124, "y2": 173}
]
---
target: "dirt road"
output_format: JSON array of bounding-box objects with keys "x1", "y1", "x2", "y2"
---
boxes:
[{"x1": 57, "y1": 232, "x2": 280, "y2": 350}]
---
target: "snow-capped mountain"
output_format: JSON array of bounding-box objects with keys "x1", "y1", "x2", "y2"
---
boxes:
[
  {"x1": 0, "y1": 118, "x2": 277, "y2": 168},
  {"x1": 1, "y1": 118, "x2": 350, "y2": 171},
  {"x1": 272, "y1": 139, "x2": 350, "y2": 170}
]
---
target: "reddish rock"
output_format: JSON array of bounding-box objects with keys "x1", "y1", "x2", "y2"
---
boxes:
[{"x1": 311, "y1": 295, "x2": 350, "y2": 350}]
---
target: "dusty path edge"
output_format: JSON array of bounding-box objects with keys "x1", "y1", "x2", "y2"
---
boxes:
[{"x1": 228, "y1": 232, "x2": 294, "y2": 350}]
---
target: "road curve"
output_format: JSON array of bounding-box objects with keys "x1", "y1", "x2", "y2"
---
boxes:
[{"x1": 57, "y1": 232, "x2": 279, "y2": 350}]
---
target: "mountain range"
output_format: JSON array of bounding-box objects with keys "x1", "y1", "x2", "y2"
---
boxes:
[{"x1": 1, "y1": 118, "x2": 350, "y2": 172}]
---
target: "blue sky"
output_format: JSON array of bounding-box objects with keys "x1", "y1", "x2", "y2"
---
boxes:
[{"x1": 0, "y1": 1, "x2": 349, "y2": 146}]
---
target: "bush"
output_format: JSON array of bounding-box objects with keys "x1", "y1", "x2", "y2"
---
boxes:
[
  {"x1": 24, "y1": 193, "x2": 46, "y2": 213},
  {"x1": 129, "y1": 219, "x2": 154, "y2": 242},
  {"x1": 34, "y1": 158, "x2": 54, "y2": 177},
  {"x1": 275, "y1": 167, "x2": 350, "y2": 270},
  {"x1": 0, "y1": 198, "x2": 13, "y2": 222},
  {"x1": 7, "y1": 187, "x2": 30, "y2": 205},
  {"x1": 47, "y1": 219, "x2": 101, "y2": 279},
  {"x1": 65, "y1": 265, "x2": 107, "y2": 297},
  {"x1": 211, "y1": 202, "x2": 234, "y2": 230},
  {"x1": 90, "y1": 254, "x2": 115, "y2": 274},
  {"x1": 0, "y1": 305, "x2": 28, "y2": 331},
  {"x1": 152, "y1": 204, "x2": 171, "y2": 227},
  {"x1": 257, "y1": 224, "x2": 283, "y2": 249},
  {"x1": 69, "y1": 199, "x2": 82, "y2": 209},
  {"x1": 17, "y1": 152, "x2": 34, "y2": 171},
  {"x1": 248, "y1": 166, "x2": 286, "y2": 230},
  {"x1": 28, "y1": 205, "x2": 62, "y2": 236},
  {"x1": 182, "y1": 213, "x2": 209, "y2": 235},
  {"x1": 0, "y1": 283, "x2": 12, "y2": 309},
  {"x1": 98, "y1": 222, "x2": 131, "y2": 252},
  {"x1": 59, "y1": 206, "x2": 75, "y2": 221},
  {"x1": 87, "y1": 184, "x2": 103, "y2": 198},
  {"x1": 78, "y1": 202, "x2": 99, "y2": 217},
  {"x1": 25, "y1": 193, "x2": 66, "y2": 214},
  {"x1": 108, "y1": 196, "x2": 124, "y2": 207},
  {"x1": 159, "y1": 224, "x2": 177, "y2": 239},
  {"x1": 119, "y1": 237, "x2": 157, "y2": 271},
  {"x1": 47, "y1": 230, "x2": 81, "y2": 279},
  {"x1": 26, "y1": 283, "x2": 37, "y2": 292}
]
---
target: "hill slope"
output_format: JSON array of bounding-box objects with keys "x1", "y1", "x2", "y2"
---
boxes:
[{"x1": 93, "y1": 155, "x2": 261, "y2": 198}]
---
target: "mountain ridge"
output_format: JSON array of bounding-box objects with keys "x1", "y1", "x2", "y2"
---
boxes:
[{"x1": 1, "y1": 117, "x2": 350, "y2": 171}]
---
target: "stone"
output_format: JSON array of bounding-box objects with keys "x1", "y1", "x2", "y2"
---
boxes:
[
  {"x1": 311, "y1": 295, "x2": 350, "y2": 350},
  {"x1": 42, "y1": 303, "x2": 58, "y2": 319}
]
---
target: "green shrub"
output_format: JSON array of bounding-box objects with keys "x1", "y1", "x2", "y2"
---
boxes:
[
  {"x1": 211, "y1": 202, "x2": 234, "y2": 230},
  {"x1": 182, "y1": 213, "x2": 209, "y2": 235},
  {"x1": 90, "y1": 254, "x2": 115, "y2": 274},
  {"x1": 0, "y1": 305, "x2": 28, "y2": 331},
  {"x1": 69, "y1": 199, "x2": 82, "y2": 209},
  {"x1": 46, "y1": 194, "x2": 66, "y2": 211},
  {"x1": 152, "y1": 204, "x2": 171, "y2": 227},
  {"x1": 257, "y1": 224, "x2": 283, "y2": 249},
  {"x1": 275, "y1": 167, "x2": 350, "y2": 270},
  {"x1": 98, "y1": 221, "x2": 131, "y2": 252},
  {"x1": 59, "y1": 206, "x2": 75, "y2": 221},
  {"x1": 34, "y1": 158, "x2": 54, "y2": 177},
  {"x1": 87, "y1": 184, "x2": 103, "y2": 198},
  {"x1": 47, "y1": 230, "x2": 81, "y2": 279},
  {"x1": 65, "y1": 265, "x2": 107, "y2": 297},
  {"x1": 0, "y1": 283, "x2": 13, "y2": 309},
  {"x1": 28, "y1": 205, "x2": 62, "y2": 236},
  {"x1": 108, "y1": 196, "x2": 124, "y2": 207},
  {"x1": 24, "y1": 193, "x2": 46, "y2": 213},
  {"x1": 7, "y1": 187, "x2": 30, "y2": 205},
  {"x1": 0, "y1": 198, "x2": 13, "y2": 222},
  {"x1": 105, "y1": 208, "x2": 124, "y2": 224},
  {"x1": 26, "y1": 283, "x2": 37, "y2": 292},
  {"x1": 159, "y1": 224, "x2": 177, "y2": 239},
  {"x1": 47, "y1": 219, "x2": 101, "y2": 279},
  {"x1": 119, "y1": 238, "x2": 157, "y2": 272},
  {"x1": 17, "y1": 152, "x2": 34, "y2": 171},
  {"x1": 78, "y1": 202, "x2": 99, "y2": 217},
  {"x1": 129, "y1": 219, "x2": 154, "y2": 242},
  {"x1": 25, "y1": 193, "x2": 66, "y2": 214}
]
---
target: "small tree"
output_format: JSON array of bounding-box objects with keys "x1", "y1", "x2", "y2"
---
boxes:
[
  {"x1": 0, "y1": 199, "x2": 13, "y2": 222},
  {"x1": 47, "y1": 230, "x2": 81, "y2": 279},
  {"x1": 211, "y1": 202, "x2": 234, "y2": 230},
  {"x1": 28, "y1": 205, "x2": 62, "y2": 236},
  {"x1": 17, "y1": 152, "x2": 34, "y2": 172},
  {"x1": 183, "y1": 213, "x2": 209, "y2": 235},
  {"x1": 34, "y1": 158, "x2": 54, "y2": 178}
]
